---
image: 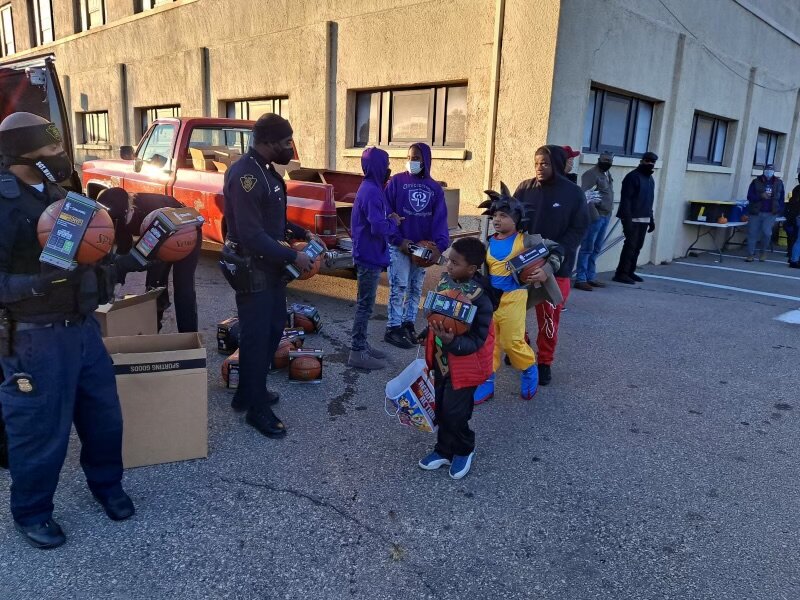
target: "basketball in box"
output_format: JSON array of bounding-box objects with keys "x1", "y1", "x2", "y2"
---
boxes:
[
  {"x1": 508, "y1": 243, "x2": 549, "y2": 285},
  {"x1": 288, "y1": 348, "x2": 323, "y2": 383},
  {"x1": 423, "y1": 291, "x2": 477, "y2": 325},
  {"x1": 217, "y1": 317, "x2": 240, "y2": 355},
  {"x1": 38, "y1": 192, "x2": 106, "y2": 269},
  {"x1": 289, "y1": 303, "x2": 322, "y2": 333},
  {"x1": 131, "y1": 206, "x2": 204, "y2": 266}
]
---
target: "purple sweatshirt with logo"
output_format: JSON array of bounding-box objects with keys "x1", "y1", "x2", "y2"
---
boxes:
[
  {"x1": 386, "y1": 143, "x2": 449, "y2": 252},
  {"x1": 351, "y1": 147, "x2": 399, "y2": 269}
]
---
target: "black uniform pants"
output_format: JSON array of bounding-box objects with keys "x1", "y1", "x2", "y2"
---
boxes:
[
  {"x1": 616, "y1": 221, "x2": 649, "y2": 277},
  {"x1": 234, "y1": 280, "x2": 286, "y2": 411},
  {"x1": 146, "y1": 229, "x2": 201, "y2": 333},
  {"x1": 434, "y1": 374, "x2": 476, "y2": 459}
]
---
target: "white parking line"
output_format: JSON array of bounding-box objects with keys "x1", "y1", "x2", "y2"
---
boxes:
[
  {"x1": 674, "y1": 261, "x2": 800, "y2": 280},
  {"x1": 638, "y1": 273, "x2": 800, "y2": 302},
  {"x1": 706, "y1": 252, "x2": 787, "y2": 265},
  {"x1": 776, "y1": 309, "x2": 800, "y2": 324}
]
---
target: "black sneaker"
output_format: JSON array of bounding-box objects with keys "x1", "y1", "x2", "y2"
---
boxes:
[
  {"x1": 385, "y1": 326, "x2": 414, "y2": 349},
  {"x1": 14, "y1": 519, "x2": 66, "y2": 550},
  {"x1": 629, "y1": 273, "x2": 644, "y2": 283},
  {"x1": 402, "y1": 322, "x2": 418, "y2": 345},
  {"x1": 538, "y1": 363, "x2": 552, "y2": 386},
  {"x1": 612, "y1": 274, "x2": 635, "y2": 285}
]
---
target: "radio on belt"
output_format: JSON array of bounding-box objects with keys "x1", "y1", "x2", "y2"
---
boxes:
[
  {"x1": 131, "y1": 207, "x2": 204, "y2": 266},
  {"x1": 285, "y1": 238, "x2": 325, "y2": 280},
  {"x1": 39, "y1": 192, "x2": 98, "y2": 270}
]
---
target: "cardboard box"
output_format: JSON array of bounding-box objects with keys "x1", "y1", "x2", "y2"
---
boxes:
[
  {"x1": 94, "y1": 288, "x2": 163, "y2": 338},
  {"x1": 103, "y1": 333, "x2": 208, "y2": 469}
]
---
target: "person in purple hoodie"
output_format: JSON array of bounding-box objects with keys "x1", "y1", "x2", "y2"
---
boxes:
[
  {"x1": 348, "y1": 147, "x2": 403, "y2": 370},
  {"x1": 384, "y1": 143, "x2": 450, "y2": 348}
]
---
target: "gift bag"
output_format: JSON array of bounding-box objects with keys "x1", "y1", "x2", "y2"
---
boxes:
[{"x1": 385, "y1": 358, "x2": 437, "y2": 433}]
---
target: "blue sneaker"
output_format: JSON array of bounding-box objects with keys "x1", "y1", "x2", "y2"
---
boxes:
[
  {"x1": 520, "y1": 364, "x2": 539, "y2": 400},
  {"x1": 474, "y1": 374, "x2": 495, "y2": 405},
  {"x1": 418, "y1": 451, "x2": 451, "y2": 470},
  {"x1": 449, "y1": 451, "x2": 474, "y2": 479}
]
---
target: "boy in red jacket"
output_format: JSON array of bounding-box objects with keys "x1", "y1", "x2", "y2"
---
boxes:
[{"x1": 418, "y1": 237, "x2": 495, "y2": 479}]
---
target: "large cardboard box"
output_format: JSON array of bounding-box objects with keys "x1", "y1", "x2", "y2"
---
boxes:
[
  {"x1": 103, "y1": 333, "x2": 208, "y2": 469},
  {"x1": 95, "y1": 288, "x2": 163, "y2": 337}
]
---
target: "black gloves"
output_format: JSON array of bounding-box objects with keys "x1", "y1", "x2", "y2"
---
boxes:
[
  {"x1": 648, "y1": 219, "x2": 656, "y2": 233},
  {"x1": 114, "y1": 253, "x2": 150, "y2": 276},
  {"x1": 33, "y1": 265, "x2": 89, "y2": 294}
]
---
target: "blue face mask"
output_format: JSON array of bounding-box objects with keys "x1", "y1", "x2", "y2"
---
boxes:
[
  {"x1": 764, "y1": 170, "x2": 775, "y2": 179},
  {"x1": 406, "y1": 160, "x2": 423, "y2": 175}
]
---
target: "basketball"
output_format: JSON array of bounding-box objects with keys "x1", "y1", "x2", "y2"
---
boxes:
[
  {"x1": 221, "y1": 348, "x2": 240, "y2": 385},
  {"x1": 140, "y1": 209, "x2": 199, "y2": 262},
  {"x1": 427, "y1": 289, "x2": 470, "y2": 336},
  {"x1": 519, "y1": 257, "x2": 547, "y2": 285},
  {"x1": 37, "y1": 200, "x2": 115, "y2": 264},
  {"x1": 272, "y1": 338, "x2": 297, "y2": 370},
  {"x1": 291, "y1": 242, "x2": 322, "y2": 280},
  {"x1": 411, "y1": 240, "x2": 439, "y2": 267},
  {"x1": 293, "y1": 314, "x2": 316, "y2": 334},
  {"x1": 290, "y1": 355, "x2": 322, "y2": 381}
]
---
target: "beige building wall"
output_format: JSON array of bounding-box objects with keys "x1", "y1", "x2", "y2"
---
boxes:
[{"x1": 2, "y1": 0, "x2": 800, "y2": 268}]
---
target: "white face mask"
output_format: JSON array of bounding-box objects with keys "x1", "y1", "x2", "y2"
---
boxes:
[{"x1": 406, "y1": 160, "x2": 423, "y2": 175}]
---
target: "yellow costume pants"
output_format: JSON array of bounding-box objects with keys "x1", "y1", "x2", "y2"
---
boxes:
[{"x1": 492, "y1": 289, "x2": 536, "y2": 371}]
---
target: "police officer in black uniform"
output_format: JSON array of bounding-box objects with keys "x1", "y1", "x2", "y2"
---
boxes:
[
  {"x1": 100, "y1": 187, "x2": 202, "y2": 333},
  {"x1": 223, "y1": 113, "x2": 322, "y2": 438},
  {"x1": 0, "y1": 112, "x2": 146, "y2": 549}
]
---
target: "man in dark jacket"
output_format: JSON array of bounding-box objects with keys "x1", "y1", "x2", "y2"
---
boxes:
[
  {"x1": 348, "y1": 147, "x2": 401, "y2": 369},
  {"x1": 514, "y1": 145, "x2": 589, "y2": 385},
  {"x1": 613, "y1": 152, "x2": 658, "y2": 284},
  {"x1": 786, "y1": 175, "x2": 800, "y2": 268},
  {"x1": 745, "y1": 164, "x2": 785, "y2": 262}
]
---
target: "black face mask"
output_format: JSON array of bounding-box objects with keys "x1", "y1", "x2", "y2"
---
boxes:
[
  {"x1": 384, "y1": 169, "x2": 392, "y2": 185},
  {"x1": 638, "y1": 163, "x2": 655, "y2": 176},
  {"x1": 7, "y1": 151, "x2": 73, "y2": 183},
  {"x1": 598, "y1": 162, "x2": 612, "y2": 172}
]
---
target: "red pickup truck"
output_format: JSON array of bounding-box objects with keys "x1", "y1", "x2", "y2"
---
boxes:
[{"x1": 81, "y1": 117, "x2": 363, "y2": 267}]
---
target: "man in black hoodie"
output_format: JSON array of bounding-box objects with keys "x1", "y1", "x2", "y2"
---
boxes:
[
  {"x1": 514, "y1": 145, "x2": 589, "y2": 385},
  {"x1": 613, "y1": 152, "x2": 658, "y2": 284}
]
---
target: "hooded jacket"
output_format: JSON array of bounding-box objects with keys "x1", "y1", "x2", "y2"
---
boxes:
[
  {"x1": 617, "y1": 165, "x2": 656, "y2": 222},
  {"x1": 351, "y1": 147, "x2": 399, "y2": 269},
  {"x1": 386, "y1": 143, "x2": 449, "y2": 252},
  {"x1": 513, "y1": 145, "x2": 589, "y2": 278},
  {"x1": 746, "y1": 175, "x2": 785, "y2": 215}
]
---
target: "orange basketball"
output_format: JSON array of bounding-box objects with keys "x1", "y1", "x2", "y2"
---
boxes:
[
  {"x1": 221, "y1": 348, "x2": 240, "y2": 384},
  {"x1": 293, "y1": 314, "x2": 316, "y2": 334},
  {"x1": 290, "y1": 242, "x2": 322, "y2": 280},
  {"x1": 37, "y1": 200, "x2": 115, "y2": 264},
  {"x1": 272, "y1": 338, "x2": 297, "y2": 370},
  {"x1": 427, "y1": 289, "x2": 470, "y2": 336},
  {"x1": 290, "y1": 355, "x2": 322, "y2": 381},
  {"x1": 411, "y1": 240, "x2": 439, "y2": 267},
  {"x1": 520, "y1": 257, "x2": 547, "y2": 285},
  {"x1": 140, "y1": 210, "x2": 199, "y2": 262}
]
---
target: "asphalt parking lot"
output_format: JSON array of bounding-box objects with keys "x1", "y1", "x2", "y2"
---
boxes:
[{"x1": 2, "y1": 247, "x2": 799, "y2": 600}]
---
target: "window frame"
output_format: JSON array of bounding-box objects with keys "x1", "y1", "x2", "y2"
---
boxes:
[
  {"x1": 76, "y1": 0, "x2": 105, "y2": 32},
  {"x1": 583, "y1": 86, "x2": 655, "y2": 158},
  {"x1": 31, "y1": 0, "x2": 54, "y2": 46},
  {"x1": 0, "y1": 4, "x2": 14, "y2": 57},
  {"x1": 139, "y1": 105, "x2": 181, "y2": 138},
  {"x1": 139, "y1": 0, "x2": 173, "y2": 11},
  {"x1": 688, "y1": 112, "x2": 731, "y2": 166},
  {"x1": 224, "y1": 97, "x2": 289, "y2": 121},
  {"x1": 81, "y1": 111, "x2": 109, "y2": 145},
  {"x1": 352, "y1": 83, "x2": 468, "y2": 149},
  {"x1": 753, "y1": 128, "x2": 782, "y2": 169}
]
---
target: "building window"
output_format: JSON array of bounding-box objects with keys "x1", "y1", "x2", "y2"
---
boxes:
[
  {"x1": 583, "y1": 86, "x2": 654, "y2": 157},
  {"x1": 0, "y1": 4, "x2": 14, "y2": 57},
  {"x1": 226, "y1": 97, "x2": 289, "y2": 121},
  {"x1": 81, "y1": 111, "x2": 109, "y2": 145},
  {"x1": 139, "y1": 105, "x2": 180, "y2": 137},
  {"x1": 753, "y1": 128, "x2": 782, "y2": 168},
  {"x1": 77, "y1": 0, "x2": 104, "y2": 31},
  {"x1": 138, "y1": 0, "x2": 173, "y2": 11},
  {"x1": 688, "y1": 113, "x2": 730, "y2": 165},
  {"x1": 353, "y1": 83, "x2": 467, "y2": 148},
  {"x1": 30, "y1": 0, "x2": 54, "y2": 45}
]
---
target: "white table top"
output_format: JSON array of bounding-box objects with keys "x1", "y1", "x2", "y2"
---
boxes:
[{"x1": 683, "y1": 220, "x2": 746, "y2": 228}]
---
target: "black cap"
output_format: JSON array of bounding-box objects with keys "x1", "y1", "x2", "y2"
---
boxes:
[{"x1": 642, "y1": 151, "x2": 658, "y2": 162}]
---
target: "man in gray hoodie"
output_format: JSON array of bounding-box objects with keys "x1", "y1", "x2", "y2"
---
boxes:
[{"x1": 575, "y1": 152, "x2": 614, "y2": 291}]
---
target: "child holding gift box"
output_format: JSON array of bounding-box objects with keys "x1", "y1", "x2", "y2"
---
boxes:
[{"x1": 418, "y1": 237, "x2": 495, "y2": 480}]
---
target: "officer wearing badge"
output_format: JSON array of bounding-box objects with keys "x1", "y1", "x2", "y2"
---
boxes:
[
  {"x1": 0, "y1": 112, "x2": 147, "y2": 549},
  {"x1": 222, "y1": 113, "x2": 324, "y2": 438}
]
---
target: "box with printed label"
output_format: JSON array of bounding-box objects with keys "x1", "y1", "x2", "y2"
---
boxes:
[{"x1": 103, "y1": 333, "x2": 207, "y2": 468}]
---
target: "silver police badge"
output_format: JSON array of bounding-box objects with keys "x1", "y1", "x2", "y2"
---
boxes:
[{"x1": 17, "y1": 378, "x2": 33, "y2": 393}]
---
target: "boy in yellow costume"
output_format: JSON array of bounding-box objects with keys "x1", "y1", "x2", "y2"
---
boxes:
[{"x1": 474, "y1": 189, "x2": 550, "y2": 401}]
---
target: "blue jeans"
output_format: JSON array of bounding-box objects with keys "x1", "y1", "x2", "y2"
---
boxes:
[
  {"x1": 387, "y1": 246, "x2": 426, "y2": 328},
  {"x1": 747, "y1": 212, "x2": 777, "y2": 256},
  {"x1": 351, "y1": 265, "x2": 382, "y2": 351},
  {"x1": 792, "y1": 216, "x2": 800, "y2": 262},
  {"x1": 575, "y1": 215, "x2": 610, "y2": 282}
]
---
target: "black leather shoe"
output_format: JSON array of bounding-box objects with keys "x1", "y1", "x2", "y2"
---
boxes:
[
  {"x1": 246, "y1": 406, "x2": 287, "y2": 438},
  {"x1": 15, "y1": 519, "x2": 66, "y2": 549},
  {"x1": 94, "y1": 491, "x2": 135, "y2": 521},
  {"x1": 588, "y1": 280, "x2": 606, "y2": 288},
  {"x1": 629, "y1": 273, "x2": 644, "y2": 283},
  {"x1": 538, "y1": 364, "x2": 552, "y2": 386},
  {"x1": 385, "y1": 326, "x2": 414, "y2": 349},
  {"x1": 612, "y1": 274, "x2": 635, "y2": 285}
]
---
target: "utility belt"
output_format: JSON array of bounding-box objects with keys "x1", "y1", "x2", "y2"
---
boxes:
[
  {"x1": 0, "y1": 307, "x2": 85, "y2": 358},
  {"x1": 219, "y1": 239, "x2": 268, "y2": 294}
]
